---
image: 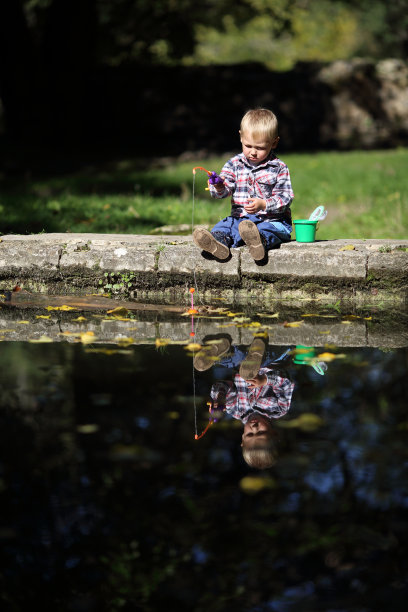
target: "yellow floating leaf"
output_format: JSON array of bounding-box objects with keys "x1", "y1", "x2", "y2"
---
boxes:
[
  {"x1": 184, "y1": 342, "x2": 202, "y2": 351},
  {"x1": 253, "y1": 330, "x2": 269, "y2": 338},
  {"x1": 79, "y1": 331, "x2": 96, "y2": 344},
  {"x1": 316, "y1": 352, "x2": 346, "y2": 362},
  {"x1": 283, "y1": 321, "x2": 304, "y2": 328},
  {"x1": 36, "y1": 315, "x2": 51, "y2": 320},
  {"x1": 341, "y1": 320, "x2": 351, "y2": 325},
  {"x1": 106, "y1": 306, "x2": 129, "y2": 316},
  {"x1": 278, "y1": 413, "x2": 325, "y2": 431},
  {"x1": 17, "y1": 320, "x2": 30, "y2": 325},
  {"x1": 85, "y1": 348, "x2": 132, "y2": 355},
  {"x1": 46, "y1": 305, "x2": 76, "y2": 311},
  {"x1": 245, "y1": 321, "x2": 261, "y2": 328},
  {"x1": 339, "y1": 245, "x2": 355, "y2": 251},
  {"x1": 256, "y1": 312, "x2": 279, "y2": 318},
  {"x1": 29, "y1": 335, "x2": 53, "y2": 343},
  {"x1": 77, "y1": 424, "x2": 99, "y2": 434},
  {"x1": 206, "y1": 307, "x2": 230, "y2": 313},
  {"x1": 155, "y1": 338, "x2": 171, "y2": 348},
  {"x1": 363, "y1": 316, "x2": 373, "y2": 321},
  {"x1": 227, "y1": 312, "x2": 244, "y2": 317},
  {"x1": 232, "y1": 316, "x2": 251, "y2": 323},
  {"x1": 115, "y1": 336, "x2": 134, "y2": 347},
  {"x1": 72, "y1": 316, "x2": 87, "y2": 322},
  {"x1": 318, "y1": 331, "x2": 330, "y2": 334},
  {"x1": 240, "y1": 476, "x2": 275, "y2": 495}
]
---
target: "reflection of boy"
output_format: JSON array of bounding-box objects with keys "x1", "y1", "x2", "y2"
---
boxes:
[
  {"x1": 210, "y1": 366, "x2": 294, "y2": 469},
  {"x1": 195, "y1": 335, "x2": 294, "y2": 469}
]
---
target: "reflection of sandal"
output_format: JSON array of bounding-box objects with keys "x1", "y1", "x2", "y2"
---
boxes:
[
  {"x1": 238, "y1": 220, "x2": 265, "y2": 261},
  {"x1": 239, "y1": 336, "x2": 268, "y2": 380},
  {"x1": 194, "y1": 335, "x2": 232, "y2": 371},
  {"x1": 193, "y1": 228, "x2": 230, "y2": 260}
]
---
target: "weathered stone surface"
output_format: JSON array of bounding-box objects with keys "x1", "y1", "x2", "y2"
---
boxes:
[
  {"x1": 157, "y1": 244, "x2": 240, "y2": 279},
  {"x1": 241, "y1": 244, "x2": 367, "y2": 278},
  {"x1": 367, "y1": 251, "x2": 408, "y2": 274},
  {"x1": 60, "y1": 242, "x2": 157, "y2": 274},
  {"x1": 0, "y1": 234, "x2": 407, "y2": 304},
  {"x1": 0, "y1": 239, "x2": 61, "y2": 273}
]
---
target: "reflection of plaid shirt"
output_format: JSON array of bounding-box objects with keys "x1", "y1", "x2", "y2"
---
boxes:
[
  {"x1": 209, "y1": 152, "x2": 293, "y2": 223},
  {"x1": 210, "y1": 368, "x2": 294, "y2": 423}
]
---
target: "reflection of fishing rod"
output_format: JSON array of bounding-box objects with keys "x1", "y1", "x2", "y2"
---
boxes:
[{"x1": 195, "y1": 402, "x2": 225, "y2": 440}]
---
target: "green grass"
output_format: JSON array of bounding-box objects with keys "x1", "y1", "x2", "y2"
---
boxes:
[{"x1": 0, "y1": 148, "x2": 407, "y2": 239}]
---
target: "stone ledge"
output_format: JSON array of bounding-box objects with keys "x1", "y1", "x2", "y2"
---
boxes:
[{"x1": 0, "y1": 234, "x2": 407, "y2": 304}]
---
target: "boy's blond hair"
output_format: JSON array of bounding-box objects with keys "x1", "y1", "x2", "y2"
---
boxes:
[
  {"x1": 242, "y1": 444, "x2": 278, "y2": 469},
  {"x1": 240, "y1": 108, "x2": 279, "y2": 143}
]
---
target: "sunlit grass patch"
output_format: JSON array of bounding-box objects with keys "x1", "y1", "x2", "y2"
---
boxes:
[{"x1": 0, "y1": 148, "x2": 407, "y2": 238}]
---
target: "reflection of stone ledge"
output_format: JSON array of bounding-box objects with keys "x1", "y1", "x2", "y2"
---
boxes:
[
  {"x1": 0, "y1": 234, "x2": 407, "y2": 305},
  {"x1": 1, "y1": 309, "x2": 407, "y2": 348}
]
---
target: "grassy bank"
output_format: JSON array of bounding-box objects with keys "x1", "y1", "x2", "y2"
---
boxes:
[{"x1": 1, "y1": 148, "x2": 407, "y2": 239}]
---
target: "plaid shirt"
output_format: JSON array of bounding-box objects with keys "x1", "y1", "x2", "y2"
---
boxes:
[
  {"x1": 210, "y1": 368, "x2": 294, "y2": 423},
  {"x1": 209, "y1": 152, "x2": 294, "y2": 223}
]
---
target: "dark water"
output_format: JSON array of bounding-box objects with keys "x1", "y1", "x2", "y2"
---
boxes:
[{"x1": 0, "y1": 333, "x2": 407, "y2": 611}]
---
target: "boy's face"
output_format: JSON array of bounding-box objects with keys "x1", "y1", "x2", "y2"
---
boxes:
[
  {"x1": 240, "y1": 131, "x2": 279, "y2": 164},
  {"x1": 241, "y1": 414, "x2": 275, "y2": 448}
]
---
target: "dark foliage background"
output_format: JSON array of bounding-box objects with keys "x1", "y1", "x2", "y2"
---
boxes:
[{"x1": 1, "y1": 0, "x2": 407, "y2": 167}]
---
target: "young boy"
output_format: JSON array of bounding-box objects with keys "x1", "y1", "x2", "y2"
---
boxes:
[
  {"x1": 193, "y1": 108, "x2": 294, "y2": 261},
  {"x1": 194, "y1": 335, "x2": 294, "y2": 469}
]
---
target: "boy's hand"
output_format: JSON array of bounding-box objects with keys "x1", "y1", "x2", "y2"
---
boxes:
[
  {"x1": 247, "y1": 374, "x2": 267, "y2": 388},
  {"x1": 208, "y1": 171, "x2": 224, "y2": 185},
  {"x1": 208, "y1": 171, "x2": 224, "y2": 192},
  {"x1": 244, "y1": 198, "x2": 266, "y2": 213}
]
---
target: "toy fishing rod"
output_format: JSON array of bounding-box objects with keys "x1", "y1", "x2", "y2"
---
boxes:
[{"x1": 192, "y1": 166, "x2": 223, "y2": 190}]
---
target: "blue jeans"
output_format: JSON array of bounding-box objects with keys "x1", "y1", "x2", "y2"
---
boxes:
[{"x1": 211, "y1": 214, "x2": 292, "y2": 250}]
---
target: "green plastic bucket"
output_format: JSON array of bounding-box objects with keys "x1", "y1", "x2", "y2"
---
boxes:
[{"x1": 294, "y1": 219, "x2": 318, "y2": 243}]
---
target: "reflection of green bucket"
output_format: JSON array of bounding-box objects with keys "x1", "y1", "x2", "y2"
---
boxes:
[
  {"x1": 293, "y1": 345, "x2": 316, "y2": 365},
  {"x1": 294, "y1": 219, "x2": 318, "y2": 243}
]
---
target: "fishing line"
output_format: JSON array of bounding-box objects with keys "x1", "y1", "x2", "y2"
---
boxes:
[
  {"x1": 190, "y1": 165, "x2": 223, "y2": 440},
  {"x1": 190, "y1": 166, "x2": 212, "y2": 439}
]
